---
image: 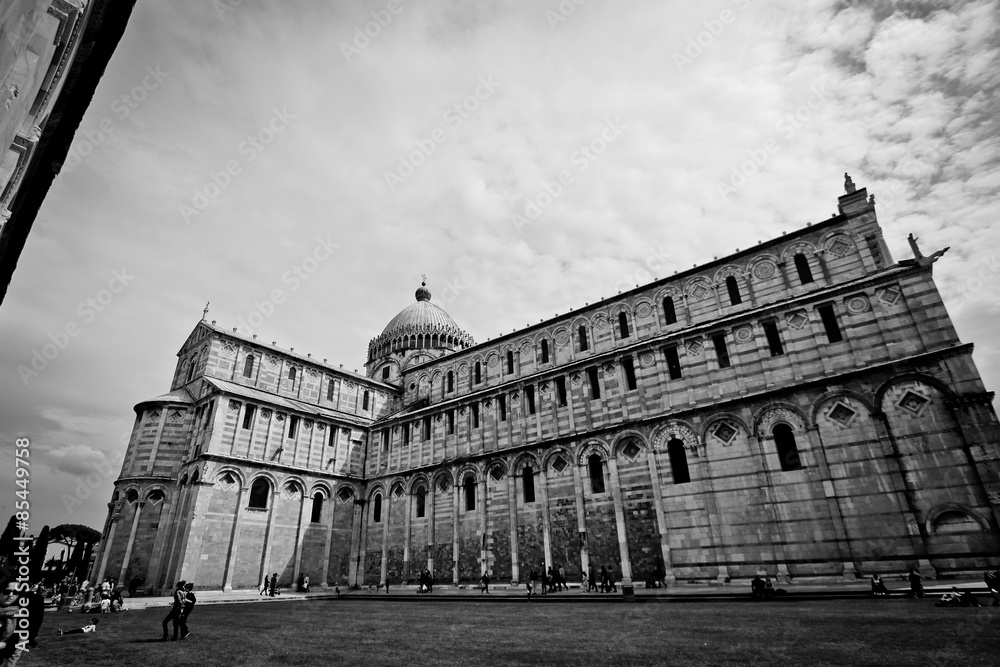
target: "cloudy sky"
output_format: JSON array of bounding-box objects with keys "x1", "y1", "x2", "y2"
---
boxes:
[{"x1": 2, "y1": 0, "x2": 999, "y2": 539}]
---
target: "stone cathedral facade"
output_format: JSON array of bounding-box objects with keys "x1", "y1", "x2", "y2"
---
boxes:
[{"x1": 92, "y1": 181, "x2": 1000, "y2": 593}]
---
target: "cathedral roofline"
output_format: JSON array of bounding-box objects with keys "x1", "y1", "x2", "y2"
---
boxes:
[
  {"x1": 404, "y1": 209, "x2": 855, "y2": 374},
  {"x1": 134, "y1": 387, "x2": 195, "y2": 413},
  {"x1": 186, "y1": 320, "x2": 398, "y2": 393}
]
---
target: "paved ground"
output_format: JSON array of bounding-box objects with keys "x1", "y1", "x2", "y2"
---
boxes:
[{"x1": 62, "y1": 577, "x2": 993, "y2": 612}]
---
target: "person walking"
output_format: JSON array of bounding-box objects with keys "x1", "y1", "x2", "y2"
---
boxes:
[
  {"x1": 480, "y1": 572, "x2": 491, "y2": 594},
  {"x1": 908, "y1": 569, "x2": 924, "y2": 598},
  {"x1": 269, "y1": 573, "x2": 278, "y2": 597},
  {"x1": 384, "y1": 573, "x2": 390, "y2": 594},
  {"x1": 558, "y1": 565, "x2": 567, "y2": 591},
  {"x1": 600, "y1": 566, "x2": 609, "y2": 593},
  {"x1": 177, "y1": 583, "x2": 196, "y2": 640},
  {"x1": 609, "y1": 566, "x2": 618, "y2": 593},
  {"x1": 525, "y1": 577, "x2": 533, "y2": 601},
  {"x1": 529, "y1": 567, "x2": 538, "y2": 598},
  {"x1": 161, "y1": 581, "x2": 186, "y2": 641},
  {"x1": 302, "y1": 575, "x2": 310, "y2": 594},
  {"x1": 589, "y1": 567, "x2": 598, "y2": 592},
  {"x1": 581, "y1": 570, "x2": 589, "y2": 593},
  {"x1": 540, "y1": 566, "x2": 549, "y2": 595}
]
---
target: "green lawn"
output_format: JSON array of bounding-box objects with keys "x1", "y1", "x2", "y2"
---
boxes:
[{"x1": 24, "y1": 598, "x2": 1000, "y2": 666}]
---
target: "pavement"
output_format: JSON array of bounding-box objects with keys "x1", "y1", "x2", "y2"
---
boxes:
[{"x1": 58, "y1": 577, "x2": 996, "y2": 611}]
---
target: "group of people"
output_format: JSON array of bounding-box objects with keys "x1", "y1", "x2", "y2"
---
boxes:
[
  {"x1": 1, "y1": 582, "x2": 45, "y2": 665},
  {"x1": 586, "y1": 566, "x2": 619, "y2": 594},
  {"x1": 259, "y1": 573, "x2": 280, "y2": 597},
  {"x1": 416, "y1": 570, "x2": 434, "y2": 593},
  {"x1": 750, "y1": 575, "x2": 777, "y2": 600},
  {"x1": 161, "y1": 581, "x2": 196, "y2": 641}
]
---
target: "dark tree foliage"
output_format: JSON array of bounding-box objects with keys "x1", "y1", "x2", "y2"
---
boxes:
[{"x1": 30, "y1": 525, "x2": 49, "y2": 583}]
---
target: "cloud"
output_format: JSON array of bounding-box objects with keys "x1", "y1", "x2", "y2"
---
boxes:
[{"x1": 45, "y1": 445, "x2": 115, "y2": 477}]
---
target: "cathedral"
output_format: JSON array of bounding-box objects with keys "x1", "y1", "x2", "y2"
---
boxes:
[{"x1": 91, "y1": 179, "x2": 1000, "y2": 593}]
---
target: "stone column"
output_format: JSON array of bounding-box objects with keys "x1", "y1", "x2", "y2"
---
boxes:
[
  {"x1": 380, "y1": 492, "x2": 392, "y2": 586},
  {"x1": 320, "y1": 484, "x2": 337, "y2": 588},
  {"x1": 743, "y1": 273, "x2": 757, "y2": 307},
  {"x1": 89, "y1": 503, "x2": 115, "y2": 584},
  {"x1": 427, "y1": 482, "x2": 436, "y2": 577},
  {"x1": 144, "y1": 496, "x2": 177, "y2": 592},
  {"x1": 176, "y1": 482, "x2": 216, "y2": 585},
  {"x1": 258, "y1": 490, "x2": 281, "y2": 590},
  {"x1": 750, "y1": 435, "x2": 790, "y2": 582},
  {"x1": 95, "y1": 517, "x2": 120, "y2": 584},
  {"x1": 606, "y1": 456, "x2": 634, "y2": 596},
  {"x1": 814, "y1": 250, "x2": 832, "y2": 284},
  {"x1": 402, "y1": 486, "x2": 413, "y2": 582},
  {"x1": 222, "y1": 485, "x2": 245, "y2": 592},
  {"x1": 806, "y1": 426, "x2": 857, "y2": 579},
  {"x1": 347, "y1": 499, "x2": 364, "y2": 587},
  {"x1": 538, "y1": 464, "x2": 553, "y2": 570},
  {"x1": 570, "y1": 460, "x2": 590, "y2": 578},
  {"x1": 645, "y1": 448, "x2": 674, "y2": 584},
  {"x1": 291, "y1": 488, "x2": 310, "y2": 590},
  {"x1": 508, "y1": 469, "x2": 519, "y2": 584},
  {"x1": 452, "y1": 479, "x2": 461, "y2": 584},
  {"x1": 479, "y1": 476, "x2": 489, "y2": 576},
  {"x1": 161, "y1": 484, "x2": 193, "y2": 588}
]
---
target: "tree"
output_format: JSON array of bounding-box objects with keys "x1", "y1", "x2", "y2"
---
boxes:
[
  {"x1": 50, "y1": 524, "x2": 101, "y2": 553},
  {"x1": 0, "y1": 515, "x2": 19, "y2": 568},
  {"x1": 30, "y1": 525, "x2": 49, "y2": 583},
  {"x1": 65, "y1": 539, "x2": 84, "y2": 581},
  {"x1": 76, "y1": 542, "x2": 94, "y2": 582}
]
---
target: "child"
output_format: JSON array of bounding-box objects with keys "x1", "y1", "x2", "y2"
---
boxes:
[{"x1": 59, "y1": 619, "x2": 99, "y2": 635}]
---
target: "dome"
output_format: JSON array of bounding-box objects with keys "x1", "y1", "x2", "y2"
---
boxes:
[{"x1": 368, "y1": 281, "x2": 475, "y2": 364}]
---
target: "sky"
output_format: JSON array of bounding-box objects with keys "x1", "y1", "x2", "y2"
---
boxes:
[{"x1": 2, "y1": 0, "x2": 999, "y2": 540}]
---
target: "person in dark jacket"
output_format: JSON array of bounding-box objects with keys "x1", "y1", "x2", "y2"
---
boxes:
[
  {"x1": 161, "y1": 581, "x2": 186, "y2": 641},
  {"x1": 177, "y1": 582, "x2": 196, "y2": 640}
]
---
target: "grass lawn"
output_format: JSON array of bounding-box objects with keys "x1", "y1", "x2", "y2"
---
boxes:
[{"x1": 24, "y1": 598, "x2": 1000, "y2": 666}]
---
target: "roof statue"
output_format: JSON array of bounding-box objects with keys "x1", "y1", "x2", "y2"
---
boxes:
[
  {"x1": 907, "y1": 233, "x2": 949, "y2": 267},
  {"x1": 844, "y1": 172, "x2": 856, "y2": 194}
]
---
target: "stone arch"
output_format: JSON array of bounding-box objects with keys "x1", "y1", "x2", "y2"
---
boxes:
[
  {"x1": 367, "y1": 482, "x2": 387, "y2": 501},
  {"x1": 540, "y1": 447, "x2": 573, "y2": 474},
  {"x1": 456, "y1": 465, "x2": 480, "y2": 486},
  {"x1": 552, "y1": 327, "x2": 571, "y2": 350},
  {"x1": 143, "y1": 485, "x2": 170, "y2": 503},
  {"x1": 632, "y1": 298, "x2": 656, "y2": 320},
  {"x1": 577, "y1": 440, "x2": 611, "y2": 465},
  {"x1": 408, "y1": 474, "x2": 430, "y2": 494},
  {"x1": 779, "y1": 240, "x2": 817, "y2": 263},
  {"x1": 810, "y1": 389, "x2": 875, "y2": 426},
  {"x1": 433, "y1": 469, "x2": 454, "y2": 491},
  {"x1": 874, "y1": 372, "x2": 953, "y2": 410},
  {"x1": 308, "y1": 481, "x2": 332, "y2": 499},
  {"x1": 389, "y1": 479, "x2": 406, "y2": 499},
  {"x1": 124, "y1": 487, "x2": 140, "y2": 503},
  {"x1": 611, "y1": 430, "x2": 649, "y2": 458},
  {"x1": 684, "y1": 277, "x2": 712, "y2": 300},
  {"x1": 178, "y1": 474, "x2": 189, "y2": 486},
  {"x1": 701, "y1": 412, "x2": 751, "y2": 448},
  {"x1": 651, "y1": 419, "x2": 699, "y2": 451},
  {"x1": 335, "y1": 484, "x2": 359, "y2": 504},
  {"x1": 747, "y1": 254, "x2": 781, "y2": 282},
  {"x1": 511, "y1": 453, "x2": 541, "y2": 475},
  {"x1": 653, "y1": 285, "x2": 681, "y2": 303},
  {"x1": 611, "y1": 302, "x2": 631, "y2": 317},
  {"x1": 752, "y1": 403, "x2": 809, "y2": 437},
  {"x1": 713, "y1": 264, "x2": 745, "y2": 284},
  {"x1": 819, "y1": 230, "x2": 857, "y2": 256},
  {"x1": 486, "y1": 460, "x2": 508, "y2": 481},
  {"x1": 925, "y1": 504, "x2": 990, "y2": 534},
  {"x1": 281, "y1": 476, "x2": 307, "y2": 498}
]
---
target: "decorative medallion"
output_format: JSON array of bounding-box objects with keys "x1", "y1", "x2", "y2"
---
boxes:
[
  {"x1": 753, "y1": 261, "x2": 776, "y2": 280},
  {"x1": 593, "y1": 314, "x2": 609, "y2": 330},
  {"x1": 787, "y1": 310, "x2": 809, "y2": 330},
  {"x1": 550, "y1": 455, "x2": 568, "y2": 475},
  {"x1": 266, "y1": 355, "x2": 279, "y2": 369},
  {"x1": 221, "y1": 342, "x2": 237, "y2": 358},
  {"x1": 228, "y1": 401, "x2": 241, "y2": 413},
  {"x1": 459, "y1": 406, "x2": 467, "y2": 416},
  {"x1": 845, "y1": 294, "x2": 871, "y2": 315},
  {"x1": 344, "y1": 380, "x2": 356, "y2": 391},
  {"x1": 392, "y1": 485, "x2": 404, "y2": 500},
  {"x1": 519, "y1": 340, "x2": 534, "y2": 353},
  {"x1": 639, "y1": 352, "x2": 656, "y2": 368},
  {"x1": 337, "y1": 487, "x2": 354, "y2": 503},
  {"x1": 825, "y1": 236, "x2": 854, "y2": 258},
  {"x1": 168, "y1": 410, "x2": 183, "y2": 423},
  {"x1": 538, "y1": 382, "x2": 550, "y2": 395},
  {"x1": 555, "y1": 331, "x2": 571, "y2": 347},
  {"x1": 635, "y1": 302, "x2": 653, "y2": 318},
  {"x1": 570, "y1": 372, "x2": 583, "y2": 386},
  {"x1": 218, "y1": 473, "x2": 236, "y2": 490},
  {"x1": 261, "y1": 409, "x2": 272, "y2": 419},
  {"x1": 459, "y1": 363, "x2": 469, "y2": 375},
  {"x1": 306, "y1": 368, "x2": 319, "y2": 379},
  {"x1": 304, "y1": 420, "x2": 313, "y2": 430},
  {"x1": 877, "y1": 285, "x2": 902, "y2": 306},
  {"x1": 435, "y1": 414, "x2": 443, "y2": 422},
  {"x1": 733, "y1": 325, "x2": 754, "y2": 344},
  {"x1": 484, "y1": 397, "x2": 493, "y2": 408},
  {"x1": 219, "y1": 360, "x2": 232, "y2": 371},
  {"x1": 685, "y1": 338, "x2": 703, "y2": 356},
  {"x1": 603, "y1": 362, "x2": 616, "y2": 374},
  {"x1": 438, "y1": 478, "x2": 450, "y2": 493},
  {"x1": 898, "y1": 389, "x2": 930, "y2": 416},
  {"x1": 510, "y1": 390, "x2": 520, "y2": 402},
  {"x1": 827, "y1": 401, "x2": 858, "y2": 427},
  {"x1": 146, "y1": 410, "x2": 161, "y2": 425},
  {"x1": 712, "y1": 421, "x2": 738, "y2": 445},
  {"x1": 275, "y1": 413, "x2": 286, "y2": 423},
  {"x1": 490, "y1": 466, "x2": 505, "y2": 482},
  {"x1": 687, "y1": 280, "x2": 710, "y2": 300},
  {"x1": 317, "y1": 423, "x2": 326, "y2": 431},
  {"x1": 487, "y1": 353, "x2": 499, "y2": 368},
  {"x1": 621, "y1": 440, "x2": 641, "y2": 461}
]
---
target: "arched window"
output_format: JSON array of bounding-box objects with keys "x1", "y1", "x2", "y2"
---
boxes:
[
  {"x1": 415, "y1": 487, "x2": 426, "y2": 518},
  {"x1": 126, "y1": 488, "x2": 139, "y2": 503},
  {"x1": 794, "y1": 253, "x2": 814, "y2": 284},
  {"x1": 474, "y1": 362, "x2": 482, "y2": 384},
  {"x1": 243, "y1": 354, "x2": 255, "y2": 378},
  {"x1": 588, "y1": 454, "x2": 605, "y2": 494},
  {"x1": 522, "y1": 466, "x2": 535, "y2": 503},
  {"x1": 932, "y1": 510, "x2": 981, "y2": 534},
  {"x1": 362, "y1": 390, "x2": 370, "y2": 411},
  {"x1": 288, "y1": 366, "x2": 297, "y2": 382},
  {"x1": 186, "y1": 360, "x2": 195, "y2": 382},
  {"x1": 725, "y1": 276, "x2": 742, "y2": 305},
  {"x1": 248, "y1": 478, "x2": 270, "y2": 509},
  {"x1": 578, "y1": 326, "x2": 589, "y2": 352},
  {"x1": 540, "y1": 340, "x2": 549, "y2": 364},
  {"x1": 311, "y1": 492, "x2": 323, "y2": 523},
  {"x1": 447, "y1": 371, "x2": 454, "y2": 393},
  {"x1": 464, "y1": 476, "x2": 476, "y2": 511},
  {"x1": 773, "y1": 424, "x2": 802, "y2": 471},
  {"x1": 506, "y1": 350, "x2": 515, "y2": 374},
  {"x1": 663, "y1": 296, "x2": 677, "y2": 324},
  {"x1": 619, "y1": 312, "x2": 630, "y2": 338},
  {"x1": 373, "y1": 494, "x2": 382, "y2": 522},
  {"x1": 667, "y1": 438, "x2": 690, "y2": 484}
]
